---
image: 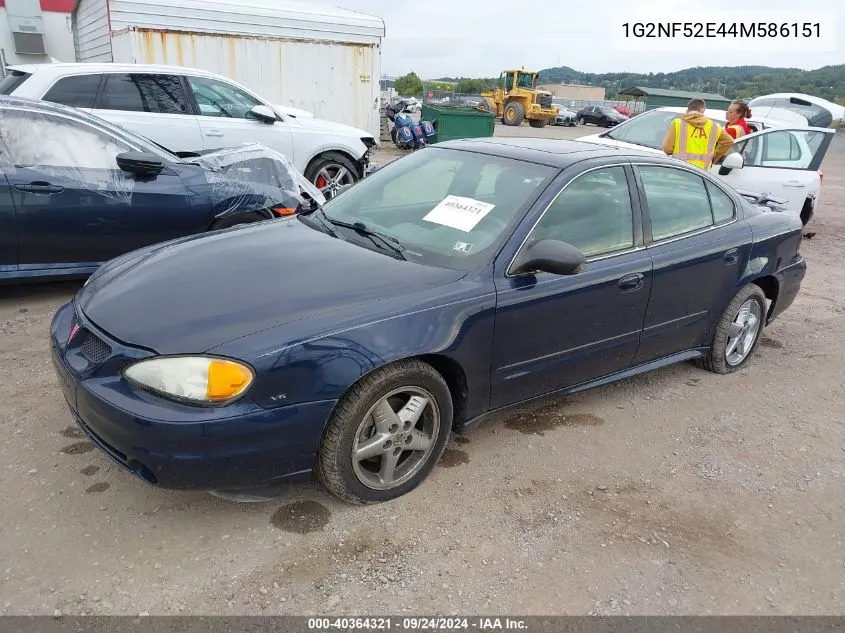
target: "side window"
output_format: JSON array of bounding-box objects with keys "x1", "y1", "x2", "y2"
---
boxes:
[
  {"x1": 529, "y1": 166, "x2": 634, "y2": 258},
  {"x1": 97, "y1": 74, "x2": 189, "y2": 114},
  {"x1": 639, "y1": 166, "x2": 713, "y2": 241},
  {"x1": 741, "y1": 130, "x2": 827, "y2": 169},
  {"x1": 705, "y1": 181, "x2": 735, "y2": 224},
  {"x1": 0, "y1": 111, "x2": 131, "y2": 170},
  {"x1": 42, "y1": 74, "x2": 103, "y2": 109},
  {"x1": 763, "y1": 132, "x2": 800, "y2": 162},
  {"x1": 187, "y1": 76, "x2": 262, "y2": 119}
]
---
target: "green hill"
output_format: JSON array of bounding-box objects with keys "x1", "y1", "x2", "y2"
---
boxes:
[{"x1": 533, "y1": 65, "x2": 845, "y2": 101}]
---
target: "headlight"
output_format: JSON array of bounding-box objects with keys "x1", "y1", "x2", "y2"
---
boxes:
[{"x1": 123, "y1": 356, "x2": 254, "y2": 404}]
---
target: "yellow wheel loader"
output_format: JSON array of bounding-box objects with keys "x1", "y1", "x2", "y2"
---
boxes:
[{"x1": 478, "y1": 69, "x2": 558, "y2": 127}]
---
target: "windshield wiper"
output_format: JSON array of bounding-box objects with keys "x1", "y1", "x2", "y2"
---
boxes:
[{"x1": 324, "y1": 217, "x2": 407, "y2": 261}]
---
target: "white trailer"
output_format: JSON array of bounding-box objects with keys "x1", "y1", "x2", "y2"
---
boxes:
[{"x1": 71, "y1": 0, "x2": 385, "y2": 137}]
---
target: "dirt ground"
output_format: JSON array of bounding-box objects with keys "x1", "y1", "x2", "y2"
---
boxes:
[{"x1": 1, "y1": 122, "x2": 844, "y2": 617}]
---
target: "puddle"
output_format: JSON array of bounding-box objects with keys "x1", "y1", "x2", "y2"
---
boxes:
[
  {"x1": 80, "y1": 465, "x2": 100, "y2": 476},
  {"x1": 270, "y1": 500, "x2": 331, "y2": 534},
  {"x1": 61, "y1": 442, "x2": 95, "y2": 455},
  {"x1": 86, "y1": 482, "x2": 110, "y2": 494},
  {"x1": 761, "y1": 337, "x2": 783, "y2": 349},
  {"x1": 439, "y1": 449, "x2": 469, "y2": 468},
  {"x1": 61, "y1": 426, "x2": 84, "y2": 439},
  {"x1": 504, "y1": 412, "x2": 604, "y2": 436},
  {"x1": 452, "y1": 436, "x2": 470, "y2": 445}
]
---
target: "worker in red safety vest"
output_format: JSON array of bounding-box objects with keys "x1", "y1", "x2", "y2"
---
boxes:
[
  {"x1": 725, "y1": 100, "x2": 753, "y2": 139},
  {"x1": 662, "y1": 98, "x2": 734, "y2": 170}
]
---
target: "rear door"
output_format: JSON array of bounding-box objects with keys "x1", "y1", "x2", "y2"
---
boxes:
[
  {"x1": 632, "y1": 163, "x2": 752, "y2": 365},
  {"x1": 91, "y1": 73, "x2": 204, "y2": 152},
  {"x1": 712, "y1": 127, "x2": 834, "y2": 218}
]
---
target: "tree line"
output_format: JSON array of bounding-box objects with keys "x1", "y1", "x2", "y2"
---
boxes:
[{"x1": 390, "y1": 65, "x2": 845, "y2": 103}]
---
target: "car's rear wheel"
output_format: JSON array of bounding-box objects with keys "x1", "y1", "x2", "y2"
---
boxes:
[
  {"x1": 698, "y1": 284, "x2": 767, "y2": 374},
  {"x1": 305, "y1": 152, "x2": 359, "y2": 200},
  {"x1": 316, "y1": 360, "x2": 453, "y2": 504},
  {"x1": 576, "y1": 116, "x2": 584, "y2": 126}
]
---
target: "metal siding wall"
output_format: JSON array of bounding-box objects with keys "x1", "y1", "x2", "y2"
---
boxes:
[
  {"x1": 72, "y1": 0, "x2": 112, "y2": 61},
  {"x1": 130, "y1": 29, "x2": 380, "y2": 136}
]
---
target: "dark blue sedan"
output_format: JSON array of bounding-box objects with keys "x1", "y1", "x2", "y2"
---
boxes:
[
  {"x1": 0, "y1": 95, "x2": 321, "y2": 283},
  {"x1": 50, "y1": 138, "x2": 806, "y2": 504}
]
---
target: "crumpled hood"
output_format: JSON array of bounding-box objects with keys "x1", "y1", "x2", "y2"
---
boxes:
[
  {"x1": 77, "y1": 219, "x2": 464, "y2": 354},
  {"x1": 289, "y1": 114, "x2": 373, "y2": 141}
]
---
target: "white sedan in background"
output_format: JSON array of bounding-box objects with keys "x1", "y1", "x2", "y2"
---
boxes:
[{"x1": 578, "y1": 106, "x2": 836, "y2": 225}]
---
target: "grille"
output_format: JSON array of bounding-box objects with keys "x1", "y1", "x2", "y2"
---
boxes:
[{"x1": 78, "y1": 329, "x2": 112, "y2": 364}]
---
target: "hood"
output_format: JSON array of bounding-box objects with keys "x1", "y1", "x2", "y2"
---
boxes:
[
  {"x1": 282, "y1": 111, "x2": 373, "y2": 140},
  {"x1": 273, "y1": 104, "x2": 314, "y2": 119},
  {"x1": 77, "y1": 219, "x2": 464, "y2": 354}
]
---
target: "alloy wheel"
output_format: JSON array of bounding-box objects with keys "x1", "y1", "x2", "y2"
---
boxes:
[
  {"x1": 314, "y1": 164, "x2": 355, "y2": 199},
  {"x1": 725, "y1": 299, "x2": 763, "y2": 366},
  {"x1": 351, "y1": 387, "x2": 441, "y2": 491}
]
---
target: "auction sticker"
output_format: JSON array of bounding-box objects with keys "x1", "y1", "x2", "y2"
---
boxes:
[
  {"x1": 423, "y1": 196, "x2": 495, "y2": 232},
  {"x1": 453, "y1": 241, "x2": 473, "y2": 253}
]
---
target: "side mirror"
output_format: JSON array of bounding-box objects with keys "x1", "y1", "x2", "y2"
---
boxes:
[
  {"x1": 722, "y1": 152, "x2": 745, "y2": 170},
  {"x1": 116, "y1": 152, "x2": 164, "y2": 176},
  {"x1": 511, "y1": 239, "x2": 587, "y2": 276},
  {"x1": 249, "y1": 105, "x2": 278, "y2": 124}
]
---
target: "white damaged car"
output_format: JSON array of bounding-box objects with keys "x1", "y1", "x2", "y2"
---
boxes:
[{"x1": 578, "y1": 106, "x2": 836, "y2": 225}]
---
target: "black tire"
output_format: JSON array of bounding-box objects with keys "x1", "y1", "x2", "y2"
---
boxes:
[
  {"x1": 210, "y1": 212, "x2": 267, "y2": 231},
  {"x1": 316, "y1": 359, "x2": 453, "y2": 504},
  {"x1": 697, "y1": 284, "x2": 767, "y2": 374},
  {"x1": 528, "y1": 118, "x2": 547, "y2": 128},
  {"x1": 304, "y1": 152, "x2": 359, "y2": 200},
  {"x1": 576, "y1": 116, "x2": 584, "y2": 126},
  {"x1": 503, "y1": 102, "x2": 525, "y2": 126}
]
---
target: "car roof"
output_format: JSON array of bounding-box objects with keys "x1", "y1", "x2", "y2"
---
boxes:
[
  {"x1": 435, "y1": 137, "x2": 669, "y2": 168},
  {"x1": 0, "y1": 93, "x2": 88, "y2": 118},
  {"x1": 8, "y1": 62, "x2": 228, "y2": 81}
]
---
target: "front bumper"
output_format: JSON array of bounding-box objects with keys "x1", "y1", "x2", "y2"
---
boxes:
[{"x1": 50, "y1": 302, "x2": 336, "y2": 491}]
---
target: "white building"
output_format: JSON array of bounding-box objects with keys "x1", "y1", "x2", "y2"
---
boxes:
[
  {"x1": 70, "y1": 0, "x2": 385, "y2": 136},
  {"x1": 0, "y1": 0, "x2": 74, "y2": 70}
]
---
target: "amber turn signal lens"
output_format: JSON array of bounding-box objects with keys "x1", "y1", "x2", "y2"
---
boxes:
[
  {"x1": 207, "y1": 359, "x2": 254, "y2": 401},
  {"x1": 272, "y1": 207, "x2": 297, "y2": 216}
]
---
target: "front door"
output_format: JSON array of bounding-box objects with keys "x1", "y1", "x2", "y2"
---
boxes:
[
  {"x1": 0, "y1": 172, "x2": 18, "y2": 274},
  {"x1": 712, "y1": 127, "x2": 834, "y2": 218},
  {"x1": 491, "y1": 164, "x2": 652, "y2": 408},
  {"x1": 632, "y1": 164, "x2": 752, "y2": 365},
  {"x1": 184, "y1": 75, "x2": 295, "y2": 162},
  {"x1": 1, "y1": 109, "x2": 194, "y2": 269}
]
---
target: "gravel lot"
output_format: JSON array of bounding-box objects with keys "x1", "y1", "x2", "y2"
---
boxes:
[{"x1": 1, "y1": 122, "x2": 844, "y2": 616}]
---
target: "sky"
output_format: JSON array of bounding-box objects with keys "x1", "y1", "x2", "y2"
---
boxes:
[{"x1": 309, "y1": 0, "x2": 844, "y2": 79}]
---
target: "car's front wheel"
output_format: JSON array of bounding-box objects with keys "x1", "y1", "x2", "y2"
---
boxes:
[
  {"x1": 698, "y1": 284, "x2": 767, "y2": 374},
  {"x1": 316, "y1": 360, "x2": 453, "y2": 504},
  {"x1": 305, "y1": 152, "x2": 359, "y2": 200}
]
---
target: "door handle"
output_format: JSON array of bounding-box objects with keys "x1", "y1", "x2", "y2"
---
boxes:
[
  {"x1": 206, "y1": 130, "x2": 224, "y2": 137},
  {"x1": 15, "y1": 182, "x2": 64, "y2": 194},
  {"x1": 723, "y1": 248, "x2": 740, "y2": 265},
  {"x1": 783, "y1": 181, "x2": 806, "y2": 188},
  {"x1": 617, "y1": 273, "x2": 644, "y2": 291}
]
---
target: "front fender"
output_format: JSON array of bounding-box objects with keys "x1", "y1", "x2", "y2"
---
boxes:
[{"x1": 211, "y1": 276, "x2": 497, "y2": 423}]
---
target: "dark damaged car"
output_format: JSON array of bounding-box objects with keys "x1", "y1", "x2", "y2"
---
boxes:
[{"x1": 0, "y1": 95, "x2": 324, "y2": 282}]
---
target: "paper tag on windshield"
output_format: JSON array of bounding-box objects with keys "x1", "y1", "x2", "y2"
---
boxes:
[{"x1": 423, "y1": 195, "x2": 495, "y2": 232}]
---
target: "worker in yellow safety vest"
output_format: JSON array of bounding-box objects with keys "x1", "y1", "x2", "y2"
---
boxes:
[{"x1": 662, "y1": 98, "x2": 734, "y2": 170}]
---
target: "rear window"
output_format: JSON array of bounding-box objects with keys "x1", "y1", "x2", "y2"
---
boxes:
[
  {"x1": 96, "y1": 74, "x2": 190, "y2": 115},
  {"x1": 42, "y1": 74, "x2": 103, "y2": 109},
  {"x1": 0, "y1": 71, "x2": 32, "y2": 95}
]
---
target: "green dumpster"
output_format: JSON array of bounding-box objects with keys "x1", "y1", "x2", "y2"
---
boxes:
[{"x1": 421, "y1": 104, "x2": 495, "y2": 144}]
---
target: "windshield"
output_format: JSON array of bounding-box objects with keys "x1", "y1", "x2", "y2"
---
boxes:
[
  {"x1": 605, "y1": 109, "x2": 726, "y2": 149},
  {"x1": 0, "y1": 71, "x2": 31, "y2": 95},
  {"x1": 314, "y1": 147, "x2": 557, "y2": 270}
]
